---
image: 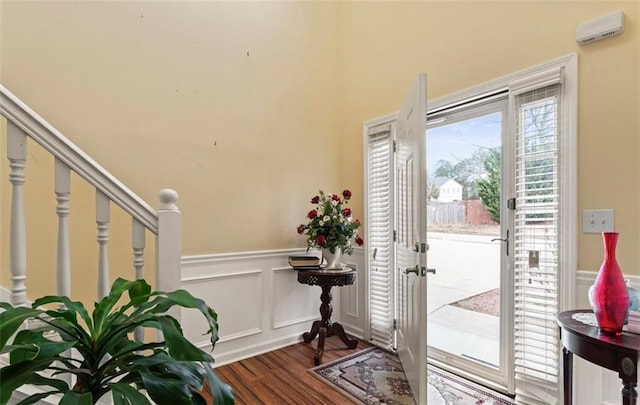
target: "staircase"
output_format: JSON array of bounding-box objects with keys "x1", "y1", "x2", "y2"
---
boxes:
[{"x1": 0, "y1": 84, "x2": 182, "y2": 310}]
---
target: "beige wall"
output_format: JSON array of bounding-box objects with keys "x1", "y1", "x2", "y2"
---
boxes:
[
  {"x1": 0, "y1": 1, "x2": 639, "y2": 303},
  {"x1": 0, "y1": 1, "x2": 341, "y2": 301},
  {"x1": 336, "y1": 1, "x2": 639, "y2": 274}
]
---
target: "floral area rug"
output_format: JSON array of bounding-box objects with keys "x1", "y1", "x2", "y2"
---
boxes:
[{"x1": 309, "y1": 347, "x2": 515, "y2": 405}]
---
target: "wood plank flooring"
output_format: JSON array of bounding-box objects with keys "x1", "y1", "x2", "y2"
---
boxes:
[{"x1": 211, "y1": 337, "x2": 373, "y2": 404}]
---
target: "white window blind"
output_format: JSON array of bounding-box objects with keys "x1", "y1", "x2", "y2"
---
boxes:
[
  {"x1": 513, "y1": 83, "x2": 562, "y2": 405},
  {"x1": 366, "y1": 127, "x2": 395, "y2": 349}
]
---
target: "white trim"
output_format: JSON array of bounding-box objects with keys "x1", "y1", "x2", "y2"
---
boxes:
[
  {"x1": 211, "y1": 333, "x2": 305, "y2": 367},
  {"x1": 200, "y1": 328, "x2": 263, "y2": 345},
  {"x1": 182, "y1": 248, "x2": 322, "y2": 266},
  {"x1": 558, "y1": 54, "x2": 579, "y2": 312},
  {"x1": 428, "y1": 53, "x2": 577, "y2": 113},
  {"x1": 0, "y1": 85, "x2": 158, "y2": 233},
  {"x1": 0, "y1": 285, "x2": 11, "y2": 303},
  {"x1": 270, "y1": 267, "x2": 320, "y2": 329},
  {"x1": 508, "y1": 66, "x2": 564, "y2": 95},
  {"x1": 272, "y1": 314, "x2": 319, "y2": 330},
  {"x1": 182, "y1": 269, "x2": 263, "y2": 283}
]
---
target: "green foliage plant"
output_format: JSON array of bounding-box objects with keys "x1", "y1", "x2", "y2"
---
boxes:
[
  {"x1": 477, "y1": 147, "x2": 501, "y2": 223},
  {"x1": 0, "y1": 278, "x2": 234, "y2": 405}
]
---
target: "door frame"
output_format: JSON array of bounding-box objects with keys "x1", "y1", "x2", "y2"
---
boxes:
[
  {"x1": 425, "y1": 96, "x2": 514, "y2": 394},
  {"x1": 362, "y1": 53, "x2": 577, "y2": 401}
]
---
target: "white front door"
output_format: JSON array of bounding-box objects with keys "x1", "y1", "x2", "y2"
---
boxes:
[{"x1": 395, "y1": 74, "x2": 428, "y2": 405}]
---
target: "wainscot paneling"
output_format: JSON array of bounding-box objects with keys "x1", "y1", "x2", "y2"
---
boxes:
[
  {"x1": 573, "y1": 270, "x2": 640, "y2": 405},
  {"x1": 180, "y1": 248, "x2": 365, "y2": 367},
  {"x1": 339, "y1": 250, "x2": 366, "y2": 338}
]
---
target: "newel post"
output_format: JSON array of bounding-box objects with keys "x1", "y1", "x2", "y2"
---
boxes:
[{"x1": 156, "y1": 189, "x2": 182, "y2": 321}]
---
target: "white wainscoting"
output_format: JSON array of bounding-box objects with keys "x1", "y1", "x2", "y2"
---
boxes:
[
  {"x1": 573, "y1": 270, "x2": 640, "y2": 405},
  {"x1": 180, "y1": 248, "x2": 365, "y2": 367}
]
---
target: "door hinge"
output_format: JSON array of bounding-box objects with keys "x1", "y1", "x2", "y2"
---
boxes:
[
  {"x1": 507, "y1": 198, "x2": 516, "y2": 210},
  {"x1": 393, "y1": 319, "x2": 397, "y2": 330},
  {"x1": 393, "y1": 140, "x2": 397, "y2": 152},
  {"x1": 393, "y1": 230, "x2": 397, "y2": 242}
]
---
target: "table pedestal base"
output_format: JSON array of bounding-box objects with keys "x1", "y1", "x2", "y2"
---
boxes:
[
  {"x1": 303, "y1": 320, "x2": 358, "y2": 365},
  {"x1": 297, "y1": 270, "x2": 358, "y2": 365}
]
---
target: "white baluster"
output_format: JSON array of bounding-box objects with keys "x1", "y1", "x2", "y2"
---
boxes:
[
  {"x1": 132, "y1": 219, "x2": 146, "y2": 281},
  {"x1": 96, "y1": 191, "x2": 110, "y2": 300},
  {"x1": 55, "y1": 158, "x2": 71, "y2": 300},
  {"x1": 54, "y1": 160, "x2": 73, "y2": 386},
  {"x1": 7, "y1": 122, "x2": 27, "y2": 307},
  {"x1": 156, "y1": 189, "x2": 181, "y2": 322},
  {"x1": 132, "y1": 219, "x2": 146, "y2": 342}
]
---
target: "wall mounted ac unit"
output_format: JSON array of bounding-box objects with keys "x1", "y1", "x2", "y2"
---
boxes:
[{"x1": 576, "y1": 11, "x2": 624, "y2": 46}]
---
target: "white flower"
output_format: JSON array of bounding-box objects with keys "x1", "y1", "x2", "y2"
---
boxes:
[
  {"x1": 319, "y1": 220, "x2": 324, "y2": 226},
  {"x1": 347, "y1": 217, "x2": 353, "y2": 223},
  {"x1": 323, "y1": 215, "x2": 330, "y2": 222}
]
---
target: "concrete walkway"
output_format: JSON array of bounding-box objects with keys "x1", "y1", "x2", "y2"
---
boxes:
[{"x1": 427, "y1": 232, "x2": 501, "y2": 368}]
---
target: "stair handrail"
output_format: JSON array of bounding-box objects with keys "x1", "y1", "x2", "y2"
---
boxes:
[{"x1": 0, "y1": 85, "x2": 158, "y2": 233}]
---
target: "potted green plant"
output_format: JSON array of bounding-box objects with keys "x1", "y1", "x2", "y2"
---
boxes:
[{"x1": 0, "y1": 278, "x2": 235, "y2": 404}]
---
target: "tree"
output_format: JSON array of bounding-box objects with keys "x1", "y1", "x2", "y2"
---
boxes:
[
  {"x1": 434, "y1": 148, "x2": 491, "y2": 199},
  {"x1": 427, "y1": 178, "x2": 440, "y2": 201},
  {"x1": 477, "y1": 147, "x2": 501, "y2": 223}
]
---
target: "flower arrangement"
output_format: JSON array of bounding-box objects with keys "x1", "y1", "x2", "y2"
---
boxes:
[{"x1": 297, "y1": 190, "x2": 363, "y2": 255}]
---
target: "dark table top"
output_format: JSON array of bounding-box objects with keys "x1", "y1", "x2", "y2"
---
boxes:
[
  {"x1": 558, "y1": 309, "x2": 640, "y2": 352},
  {"x1": 296, "y1": 268, "x2": 356, "y2": 287}
]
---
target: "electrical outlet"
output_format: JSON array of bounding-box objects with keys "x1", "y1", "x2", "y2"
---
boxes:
[{"x1": 583, "y1": 209, "x2": 614, "y2": 233}]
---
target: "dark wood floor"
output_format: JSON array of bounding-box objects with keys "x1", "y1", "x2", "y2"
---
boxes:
[{"x1": 212, "y1": 337, "x2": 373, "y2": 404}]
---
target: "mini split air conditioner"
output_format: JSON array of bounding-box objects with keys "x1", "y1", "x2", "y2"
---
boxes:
[{"x1": 576, "y1": 11, "x2": 624, "y2": 45}]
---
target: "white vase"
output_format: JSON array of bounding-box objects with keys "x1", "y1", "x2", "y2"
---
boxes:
[{"x1": 322, "y1": 248, "x2": 343, "y2": 269}]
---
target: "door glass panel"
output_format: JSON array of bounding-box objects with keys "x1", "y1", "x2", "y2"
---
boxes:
[{"x1": 426, "y1": 109, "x2": 503, "y2": 369}]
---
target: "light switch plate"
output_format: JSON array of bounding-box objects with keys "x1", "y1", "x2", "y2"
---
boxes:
[{"x1": 583, "y1": 209, "x2": 614, "y2": 233}]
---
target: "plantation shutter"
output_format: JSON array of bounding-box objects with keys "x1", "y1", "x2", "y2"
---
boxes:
[
  {"x1": 511, "y1": 68, "x2": 563, "y2": 404},
  {"x1": 366, "y1": 124, "x2": 395, "y2": 349}
]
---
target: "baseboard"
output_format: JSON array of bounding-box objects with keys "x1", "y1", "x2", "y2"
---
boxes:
[
  {"x1": 1, "y1": 284, "x2": 12, "y2": 303},
  {"x1": 212, "y1": 333, "x2": 305, "y2": 367}
]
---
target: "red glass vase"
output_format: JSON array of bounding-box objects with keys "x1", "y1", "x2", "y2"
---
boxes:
[{"x1": 591, "y1": 232, "x2": 628, "y2": 335}]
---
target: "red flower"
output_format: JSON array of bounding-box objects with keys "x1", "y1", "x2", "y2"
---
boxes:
[
  {"x1": 342, "y1": 190, "x2": 352, "y2": 200},
  {"x1": 316, "y1": 235, "x2": 327, "y2": 247},
  {"x1": 342, "y1": 208, "x2": 351, "y2": 217},
  {"x1": 355, "y1": 237, "x2": 364, "y2": 246},
  {"x1": 331, "y1": 194, "x2": 340, "y2": 202},
  {"x1": 307, "y1": 209, "x2": 317, "y2": 219},
  {"x1": 355, "y1": 219, "x2": 361, "y2": 225},
  {"x1": 297, "y1": 225, "x2": 304, "y2": 234},
  {"x1": 311, "y1": 195, "x2": 320, "y2": 204}
]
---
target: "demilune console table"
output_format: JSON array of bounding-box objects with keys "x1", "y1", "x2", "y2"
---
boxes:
[
  {"x1": 557, "y1": 309, "x2": 640, "y2": 405},
  {"x1": 297, "y1": 268, "x2": 358, "y2": 365}
]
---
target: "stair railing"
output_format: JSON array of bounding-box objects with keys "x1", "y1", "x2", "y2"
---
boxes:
[{"x1": 1, "y1": 85, "x2": 181, "y2": 320}]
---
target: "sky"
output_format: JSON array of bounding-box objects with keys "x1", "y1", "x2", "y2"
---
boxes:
[{"x1": 426, "y1": 111, "x2": 502, "y2": 174}]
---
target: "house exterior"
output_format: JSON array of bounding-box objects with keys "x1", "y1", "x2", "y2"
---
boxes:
[
  {"x1": 431, "y1": 177, "x2": 463, "y2": 202},
  {"x1": 1, "y1": 2, "x2": 638, "y2": 403}
]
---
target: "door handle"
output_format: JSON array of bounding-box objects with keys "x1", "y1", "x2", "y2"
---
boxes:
[
  {"x1": 426, "y1": 268, "x2": 436, "y2": 275},
  {"x1": 404, "y1": 265, "x2": 419, "y2": 275},
  {"x1": 490, "y1": 229, "x2": 509, "y2": 256}
]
